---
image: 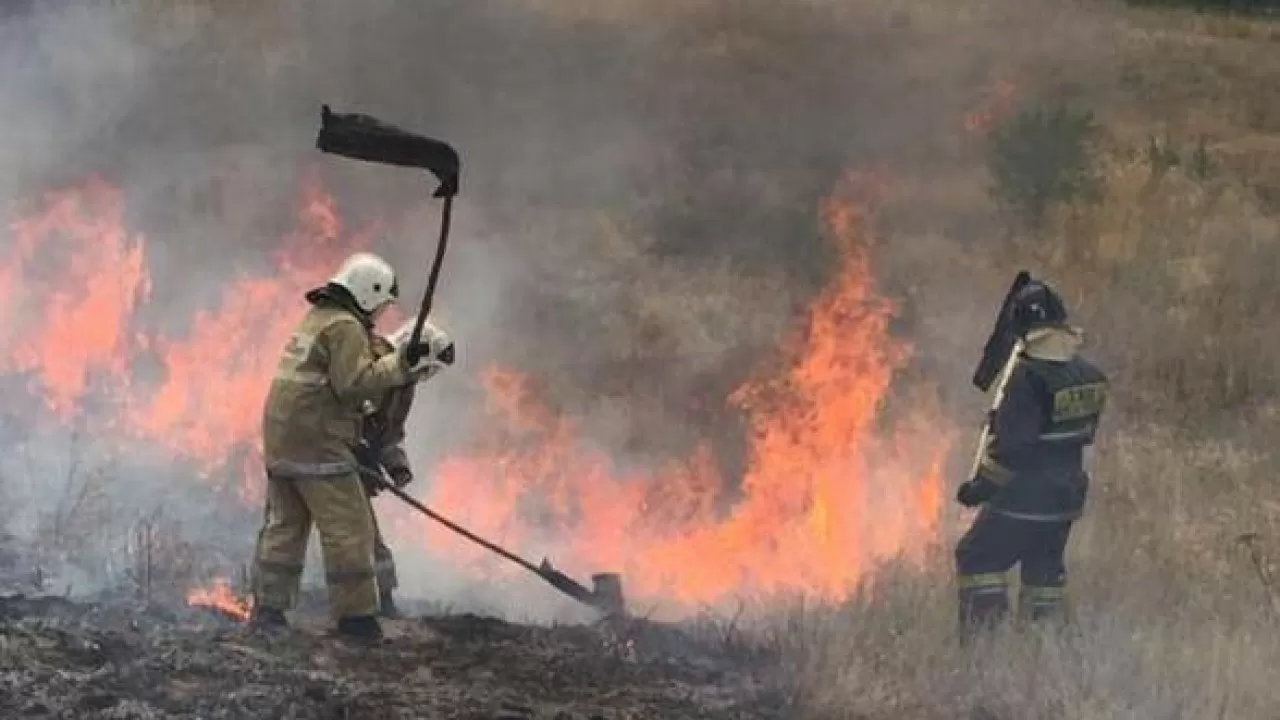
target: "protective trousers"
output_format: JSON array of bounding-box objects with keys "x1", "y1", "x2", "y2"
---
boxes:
[
  {"x1": 954, "y1": 508, "x2": 1072, "y2": 636},
  {"x1": 371, "y1": 509, "x2": 397, "y2": 594},
  {"x1": 250, "y1": 472, "x2": 379, "y2": 621}
]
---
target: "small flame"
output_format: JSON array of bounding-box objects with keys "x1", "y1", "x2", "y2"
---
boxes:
[
  {"x1": 186, "y1": 577, "x2": 253, "y2": 621},
  {"x1": 963, "y1": 79, "x2": 1017, "y2": 135}
]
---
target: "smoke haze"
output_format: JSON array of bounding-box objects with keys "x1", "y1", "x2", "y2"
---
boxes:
[{"x1": 0, "y1": 0, "x2": 1118, "y2": 615}]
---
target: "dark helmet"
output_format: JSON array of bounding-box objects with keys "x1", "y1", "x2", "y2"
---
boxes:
[{"x1": 1010, "y1": 280, "x2": 1068, "y2": 335}]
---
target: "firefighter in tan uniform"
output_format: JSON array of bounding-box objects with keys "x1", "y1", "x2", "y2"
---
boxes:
[
  {"x1": 248, "y1": 252, "x2": 453, "y2": 641},
  {"x1": 354, "y1": 326, "x2": 449, "y2": 618}
]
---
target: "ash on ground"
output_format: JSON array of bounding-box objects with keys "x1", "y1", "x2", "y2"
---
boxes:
[{"x1": 0, "y1": 588, "x2": 788, "y2": 720}]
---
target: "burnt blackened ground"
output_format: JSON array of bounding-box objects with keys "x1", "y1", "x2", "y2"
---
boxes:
[{"x1": 0, "y1": 592, "x2": 788, "y2": 720}]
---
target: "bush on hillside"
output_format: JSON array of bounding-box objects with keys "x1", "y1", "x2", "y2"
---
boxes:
[{"x1": 988, "y1": 103, "x2": 1103, "y2": 230}]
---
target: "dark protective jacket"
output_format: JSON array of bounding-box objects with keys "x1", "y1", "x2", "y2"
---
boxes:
[
  {"x1": 976, "y1": 327, "x2": 1108, "y2": 521},
  {"x1": 356, "y1": 334, "x2": 417, "y2": 483}
]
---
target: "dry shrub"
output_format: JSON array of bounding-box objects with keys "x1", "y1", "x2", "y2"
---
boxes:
[
  {"x1": 7, "y1": 436, "x2": 250, "y2": 600},
  {"x1": 121, "y1": 507, "x2": 241, "y2": 604},
  {"x1": 30, "y1": 450, "x2": 116, "y2": 583}
]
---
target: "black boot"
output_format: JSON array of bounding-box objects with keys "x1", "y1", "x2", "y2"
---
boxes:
[
  {"x1": 248, "y1": 606, "x2": 288, "y2": 632},
  {"x1": 336, "y1": 614, "x2": 384, "y2": 642},
  {"x1": 957, "y1": 583, "x2": 1010, "y2": 644},
  {"x1": 378, "y1": 589, "x2": 401, "y2": 619}
]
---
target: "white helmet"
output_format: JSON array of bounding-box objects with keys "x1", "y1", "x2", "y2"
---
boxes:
[{"x1": 329, "y1": 252, "x2": 399, "y2": 313}]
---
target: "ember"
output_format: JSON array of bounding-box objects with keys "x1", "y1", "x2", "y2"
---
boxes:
[
  {"x1": 185, "y1": 577, "x2": 252, "y2": 621},
  {"x1": 963, "y1": 79, "x2": 1018, "y2": 135}
]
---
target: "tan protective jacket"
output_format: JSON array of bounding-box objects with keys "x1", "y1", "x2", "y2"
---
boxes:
[{"x1": 263, "y1": 302, "x2": 411, "y2": 478}]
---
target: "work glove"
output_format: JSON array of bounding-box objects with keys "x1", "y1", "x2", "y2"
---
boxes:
[
  {"x1": 387, "y1": 465, "x2": 414, "y2": 489},
  {"x1": 956, "y1": 477, "x2": 998, "y2": 508}
]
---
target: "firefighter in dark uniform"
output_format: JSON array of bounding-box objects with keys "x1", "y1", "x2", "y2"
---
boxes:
[{"x1": 954, "y1": 279, "x2": 1107, "y2": 635}]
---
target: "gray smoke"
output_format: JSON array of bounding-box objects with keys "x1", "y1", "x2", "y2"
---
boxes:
[{"x1": 0, "y1": 0, "x2": 1119, "y2": 613}]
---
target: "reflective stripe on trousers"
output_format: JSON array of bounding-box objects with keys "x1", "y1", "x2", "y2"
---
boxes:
[
  {"x1": 958, "y1": 572, "x2": 1008, "y2": 593},
  {"x1": 957, "y1": 572, "x2": 1010, "y2": 635}
]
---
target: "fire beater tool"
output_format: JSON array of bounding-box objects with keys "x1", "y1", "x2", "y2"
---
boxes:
[
  {"x1": 372, "y1": 478, "x2": 627, "y2": 616},
  {"x1": 967, "y1": 270, "x2": 1032, "y2": 481},
  {"x1": 315, "y1": 105, "x2": 460, "y2": 366},
  {"x1": 318, "y1": 107, "x2": 626, "y2": 615}
]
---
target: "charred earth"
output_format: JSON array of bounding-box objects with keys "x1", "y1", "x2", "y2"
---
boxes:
[{"x1": 0, "y1": 590, "x2": 785, "y2": 720}]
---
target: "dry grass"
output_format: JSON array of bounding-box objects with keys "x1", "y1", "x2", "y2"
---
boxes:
[{"x1": 739, "y1": 425, "x2": 1280, "y2": 719}]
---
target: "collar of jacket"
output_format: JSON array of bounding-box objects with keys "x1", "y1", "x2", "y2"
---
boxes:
[
  {"x1": 304, "y1": 285, "x2": 374, "y2": 329},
  {"x1": 1022, "y1": 325, "x2": 1083, "y2": 362}
]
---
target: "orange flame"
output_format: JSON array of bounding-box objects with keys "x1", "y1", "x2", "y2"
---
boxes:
[
  {"x1": 0, "y1": 173, "x2": 364, "y2": 501},
  {"x1": 417, "y1": 170, "x2": 950, "y2": 610},
  {"x1": 2, "y1": 169, "x2": 951, "y2": 615},
  {"x1": 1, "y1": 178, "x2": 149, "y2": 417},
  {"x1": 131, "y1": 179, "x2": 355, "y2": 474},
  {"x1": 186, "y1": 577, "x2": 253, "y2": 621}
]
